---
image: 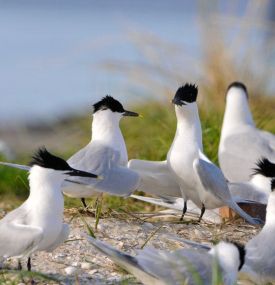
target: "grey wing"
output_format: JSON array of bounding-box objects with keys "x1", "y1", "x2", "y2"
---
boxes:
[
  {"x1": 130, "y1": 194, "x2": 185, "y2": 210},
  {"x1": 128, "y1": 159, "x2": 181, "y2": 197},
  {"x1": 65, "y1": 142, "x2": 139, "y2": 196},
  {"x1": 0, "y1": 221, "x2": 43, "y2": 258},
  {"x1": 219, "y1": 132, "x2": 275, "y2": 182},
  {"x1": 193, "y1": 157, "x2": 232, "y2": 203},
  {"x1": 136, "y1": 247, "x2": 212, "y2": 285},
  {"x1": 244, "y1": 227, "x2": 275, "y2": 281},
  {"x1": 0, "y1": 162, "x2": 30, "y2": 171},
  {"x1": 194, "y1": 157, "x2": 262, "y2": 224},
  {"x1": 163, "y1": 234, "x2": 212, "y2": 251},
  {"x1": 86, "y1": 236, "x2": 162, "y2": 285},
  {"x1": 67, "y1": 141, "x2": 114, "y2": 173},
  {"x1": 228, "y1": 182, "x2": 268, "y2": 204},
  {"x1": 259, "y1": 130, "x2": 275, "y2": 150},
  {"x1": 45, "y1": 224, "x2": 69, "y2": 252},
  {"x1": 130, "y1": 195, "x2": 222, "y2": 223}
]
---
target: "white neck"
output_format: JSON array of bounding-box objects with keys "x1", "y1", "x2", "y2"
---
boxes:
[
  {"x1": 250, "y1": 174, "x2": 272, "y2": 195},
  {"x1": 265, "y1": 192, "x2": 275, "y2": 225},
  {"x1": 221, "y1": 87, "x2": 255, "y2": 138},
  {"x1": 28, "y1": 166, "x2": 64, "y2": 212},
  {"x1": 174, "y1": 103, "x2": 203, "y2": 149},
  {"x1": 91, "y1": 110, "x2": 128, "y2": 165},
  {"x1": 209, "y1": 242, "x2": 240, "y2": 285}
]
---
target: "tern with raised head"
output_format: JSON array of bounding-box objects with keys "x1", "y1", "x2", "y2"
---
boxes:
[
  {"x1": 219, "y1": 82, "x2": 275, "y2": 182},
  {"x1": 166, "y1": 84, "x2": 260, "y2": 224}
]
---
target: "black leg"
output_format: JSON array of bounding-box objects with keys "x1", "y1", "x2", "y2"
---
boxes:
[
  {"x1": 198, "y1": 204, "x2": 205, "y2": 222},
  {"x1": 18, "y1": 260, "x2": 22, "y2": 270},
  {"x1": 27, "y1": 257, "x2": 31, "y2": 271},
  {"x1": 180, "y1": 200, "x2": 187, "y2": 221},
  {"x1": 81, "y1": 198, "x2": 87, "y2": 209}
]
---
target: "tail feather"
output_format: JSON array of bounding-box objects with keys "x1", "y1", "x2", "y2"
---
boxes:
[
  {"x1": 86, "y1": 236, "x2": 159, "y2": 284},
  {"x1": 164, "y1": 234, "x2": 211, "y2": 251},
  {"x1": 228, "y1": 201, "x2": 263, "y2": 225}
]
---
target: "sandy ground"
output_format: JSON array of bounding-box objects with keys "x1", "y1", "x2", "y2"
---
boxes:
[{"x1": 1, "y1": 208, "x2": 262, "y2": 285}]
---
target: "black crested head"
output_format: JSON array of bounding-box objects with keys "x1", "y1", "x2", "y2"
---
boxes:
[
  {"x1": 172, "y1": 83, "x2": 198, "y2": 106},
  {"x1": 271, "y1": 179, "x2": 275, "y2": 192},
  {"x1": 92, "y1": 95, "x2": 125, "y2": 114},
  {"x1": 231, "y1": 241, "x2": 246, "y2": 270},
  {"x1": 253, "y1": 158, "x2": 275, "y2": 178},
  {"x1": 30, "y1": 147, "x2": 71, "y2": 171}
]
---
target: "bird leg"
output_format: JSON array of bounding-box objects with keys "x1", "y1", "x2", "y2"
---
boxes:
[
  {"x1": 198, "y1": 204, "x2": 205, "y2": 222},
  {"x1": 27, "y1": 257, "x2": 31, "y2": 271},
  {"x1": 17, "y1": 260, "x2": 22, "y2": 270},
  {"x1": 180, "y1": 201, "x2": 187, "y2": 221},
  {"x1": 81, "y1": 198, "x2": 88, "y2": 209}
]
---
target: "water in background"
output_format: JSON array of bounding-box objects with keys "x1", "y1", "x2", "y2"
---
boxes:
[
  {"x1": 0, "y1": 0, "x2": 195, "y2": 122},
  {"x1": 0, "y1": 0, "x2": 272, "y2": 124}
]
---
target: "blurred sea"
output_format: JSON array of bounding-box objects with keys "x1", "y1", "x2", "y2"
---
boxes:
[
  {"x1": 0, "y1": 0, "x2": 271, "y2": 123},
  {"x1": 0, "y1": 0, "x2": 197, "y2": 123}
]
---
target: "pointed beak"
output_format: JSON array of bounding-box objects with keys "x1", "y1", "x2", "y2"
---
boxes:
[
  {"x1": 66, "y1": 168, "x2": 100, "y2": 179},
  {"x1": 172, "y1": 97, "x2": 185, "y2": 106},
  {"x1": 123, "y1": 110, "x2": 139, "y2": 117}
]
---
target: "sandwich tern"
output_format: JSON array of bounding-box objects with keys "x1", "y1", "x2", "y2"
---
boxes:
[
  {"x1": 87, "y1": 236, "x2": 245, "y2": 285},
  {"x1": 219, "y1": 82, "x2": 275, "y2": 182},
  {"x1": 0, "y1": 148, "x2": 99, "y2": 271},
  {"x1": 166, "y1": 84, "x2": 260, "y2": 224},
  {"x1": 0, "y1": 96, "x2": 140, "y2": 207}
]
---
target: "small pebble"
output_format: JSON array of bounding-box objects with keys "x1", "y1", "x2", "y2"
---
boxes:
[
  {"x1": 81, "y1": 262, "x2": 92, "y2": 270},
  {"x1": 64, "y1": 266, "x2": 77, "y2": 275},
  {"x1": 88, "y1": 269, "x2": 98, "y2": 275},
  {"x1": 96, "y1": 224, "x2": 105, "y2": 231},
  {"x1": 117, "y1": 241, "x2": 124, "y2": 249}
]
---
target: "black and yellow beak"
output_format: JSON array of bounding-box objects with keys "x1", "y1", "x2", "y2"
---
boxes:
[
  {"x1": 123, "y1": 110, "x2": 139, "y2": 117},
  {"x1": 66, "y1": 168, "x2": 100, "y2": 179},
  {"x1": 172, "y1": 97, "x2": 186, "y2": 106}
]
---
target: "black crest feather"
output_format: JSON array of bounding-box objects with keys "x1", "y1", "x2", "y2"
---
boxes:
[
  {"x1": 173, "y1": 83, "x2": 198, "y2": 106},
  {"x1": 30, "y1": 147, "x2": 71, "y2": 171},
  {"x1": 231, "y1": 241, "x2": 246, "y2": 270},
  {"x1": 253, "y1": 158, "x2": 275, "y2": 178},
  {"x1": 227, "y1": 81, "x2": 248, "y2": 98},
  {"x1": 93, "y1": 95, "x2": 124, "y2": 114},
  {"x1": 227, "y1": 81, "x2": 247, "y2": 92}
]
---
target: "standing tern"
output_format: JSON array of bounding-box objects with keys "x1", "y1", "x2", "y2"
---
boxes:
[
  {"x1": 0, "y1": 96, "x2": 140, "y2": 206},
  {"x1": 167, "y1": 84, "x2": 261, "y2": 224},
  {"x1": 219, "y1": 82, "x2": 275, "y2": 182},
  {"x1": 87, "y1": 236, "x2": 245, "y2": 285},
  {"x1": 0, "y1": 148, "x2": 99, "y2": 271},
  {"x1": 64, "y1": 95, "x2": 140, "y2": 205}
]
